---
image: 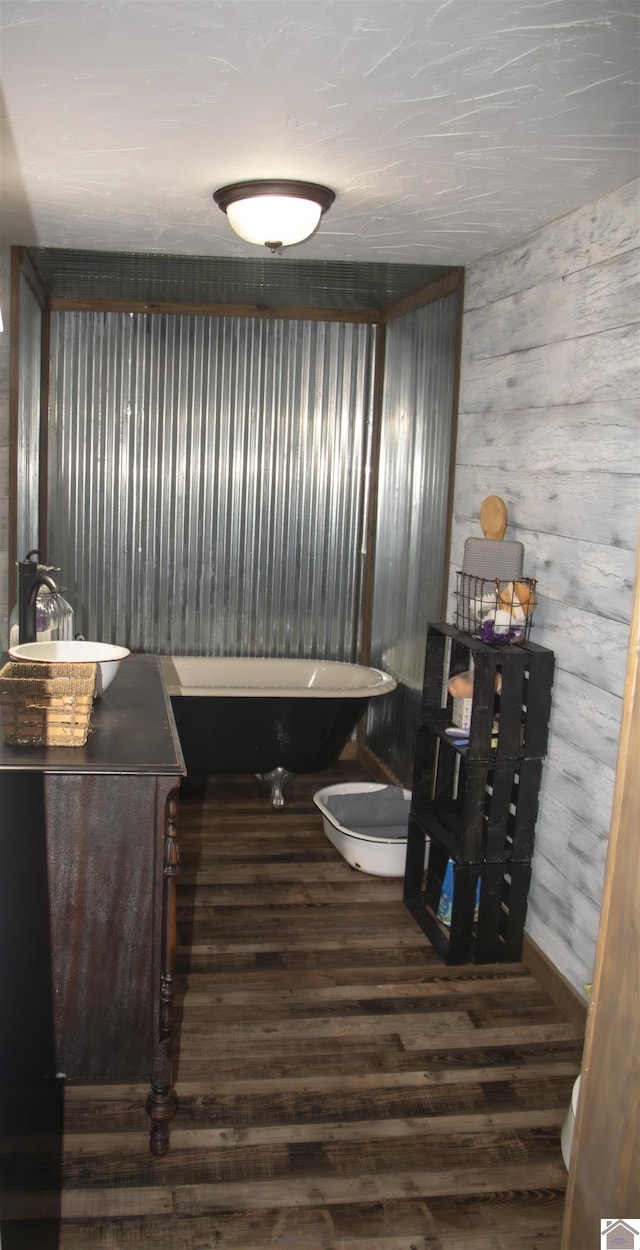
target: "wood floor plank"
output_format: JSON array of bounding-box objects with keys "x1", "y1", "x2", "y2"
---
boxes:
[
  {"x1": 2, "y1": 1159, "x2": 567, "y2": 1221},
  {"x1": 2, "y1": 766, "x2": 582, "y2": 1247},
  {"x1": 179, "y1": 970, "x2": 538, "y2": 1005},
  {"x1": 172, "y1": 1161, "x2": 568, "y2": 1212},
  {"x1": 173, "y1": 1016, "x2": 577, "y2": 1059},
  {"x1": 54, "y1": 1060, "x2": 579, "y2": 1135},
  {"x1": 6, "y1": 1105, "x2": 567, "y2": 1163},
  {"x1": 178, "y1": 880, "x2": 405, "y2": 905},
  {"x1": 1, "y1": 1186, "x2": 174, "y2": 1219},
  {"x1": 0, "y1": 1190, "x2": 568, "y2": 1250},
  {"x1": 172, "y1": 1039, "x2": 583, "y2": 1083},
  {"x1": 176, "y1": 982, "x2": 558, "y2": 1026},
  {"x1": 179, "y1": 961, "x2": 528, "y2": 989},
  {"x1": 180, "y1": 860, "x2": 369, "y2": 883},
  {"x1": 177, "y1": 942, "x2": 520, "y2": 973}
]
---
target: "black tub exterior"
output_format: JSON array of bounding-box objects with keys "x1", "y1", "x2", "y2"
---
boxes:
[{"x1": 170, "y1": 693, "x2": 368, "y2": 777}]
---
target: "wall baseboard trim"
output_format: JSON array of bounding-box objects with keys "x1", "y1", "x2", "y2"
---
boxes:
[
  {"x1": 522, "y1": 934, "x2": 588, "y2": 1037},
  {"x1": 339, "y1": 739, "x2": 358, "y2": 760}
]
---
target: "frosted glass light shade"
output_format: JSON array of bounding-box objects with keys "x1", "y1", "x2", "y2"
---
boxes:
[
  {"x1": 227, "y1": 195, "x2": 321, "y2": 248},
  {"x1": 214, "y1": 180, "x2": 335, "y2": 251}
]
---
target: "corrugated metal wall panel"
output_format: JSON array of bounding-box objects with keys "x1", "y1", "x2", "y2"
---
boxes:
[
  {"x1": 15, "y1": 273, "x2": 42, "y2": 567},
  {"x1": 47, "y1": 311, "x2": 374, "y2": 658},
  {"x1": 364, "y1": 293, "x2": 459, "y2": 785}
]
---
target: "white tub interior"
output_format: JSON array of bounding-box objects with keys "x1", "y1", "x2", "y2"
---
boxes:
[{"x1": 161, "y1": 656, "x2": 397, "y2": 698}]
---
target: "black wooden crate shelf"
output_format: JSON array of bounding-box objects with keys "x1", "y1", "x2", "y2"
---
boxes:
[
  {"x1": 404, "y1": 826, "x2": 532, "y2": 965},
  {"x1": 421, "y1": 623, "x2": 554, "y2": 762},
  {"x1": 411, "y1": 723, "x2": 543, "y2": 863},
  {"x1": 404, "y1": 623, "x2": 554, "y2": 965}
]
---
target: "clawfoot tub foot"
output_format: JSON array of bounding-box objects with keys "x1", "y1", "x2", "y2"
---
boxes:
[{"x1": 257, "y1": 767, "x2": 295, "y2": 808}]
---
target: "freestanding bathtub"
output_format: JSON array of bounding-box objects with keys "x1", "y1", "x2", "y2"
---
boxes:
[{"x1": 161, "y1": 656, "x2": 397, "y2": 807}]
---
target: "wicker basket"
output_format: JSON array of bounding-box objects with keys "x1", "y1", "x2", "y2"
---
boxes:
[{"x1": 0, "y1": 661, "x2": 97, "y2": 746}]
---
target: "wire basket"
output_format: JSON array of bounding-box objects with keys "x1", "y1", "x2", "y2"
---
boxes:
[
  {"x1": 0, "y1": 661, "x2": 97, "y2": 746},
  {"x1": 455, "y1": 574, "x2": 537, "y2": 643}
]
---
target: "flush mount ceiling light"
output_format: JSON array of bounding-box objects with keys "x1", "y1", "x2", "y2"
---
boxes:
[{"x1": 213, "y1": 179, "x2": 335, "y2": 253}]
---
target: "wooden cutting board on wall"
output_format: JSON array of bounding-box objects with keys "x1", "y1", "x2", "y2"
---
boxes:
[{"x1": 462, "y1": 496, "x2": 523, "y2": 580}]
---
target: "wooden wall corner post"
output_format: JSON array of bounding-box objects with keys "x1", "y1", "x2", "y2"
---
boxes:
[
  {"x1": 8, "y1": 245, "x2": 50, "y2": 605},
  {"x1": 8, "y1": 246, "x2": 23, "y2": 612},
  {"x1": 356, "y1": 320, "x2": 385, "y2": 671},
  {"x1": 355, "y1": 321, "x2": 385, "y2": 759},
  {"x1": 146, "y1": 787, "x2": 180, "y2": 1156},
  {"x1": 561, "y1": 540, "x2": 640, "y2": 1246}
]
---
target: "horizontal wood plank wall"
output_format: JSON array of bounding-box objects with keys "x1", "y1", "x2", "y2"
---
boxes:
[{"x1": 449, "y1": 178, "x2": 640, "y2": 998}]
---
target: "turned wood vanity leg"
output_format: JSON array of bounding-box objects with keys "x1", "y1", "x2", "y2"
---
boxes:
[
  {"x1": 146, "y1": 1080, "x2": 179, "y2": 1157},
  {"x1": 146, "y1": 788, "x2": 180, "y2": 1156}
]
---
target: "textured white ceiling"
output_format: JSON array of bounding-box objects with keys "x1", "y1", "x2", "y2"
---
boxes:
[{"x1": 1, "y1": 0, "x2": 638, "y2": 265}]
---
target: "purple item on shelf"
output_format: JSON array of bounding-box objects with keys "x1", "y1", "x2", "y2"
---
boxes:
[{"x1": 480, "y1": 618, "x2": 525, "y2": 645}]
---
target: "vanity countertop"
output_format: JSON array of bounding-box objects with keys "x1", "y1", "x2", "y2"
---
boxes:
[{"x1": 0, "y1": 652, "x2": 186, "y2": 776}]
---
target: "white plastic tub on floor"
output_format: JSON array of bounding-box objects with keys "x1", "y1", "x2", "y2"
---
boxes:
[{"x1": 313, "y1": 782, "x2": 427, "y2": 878}]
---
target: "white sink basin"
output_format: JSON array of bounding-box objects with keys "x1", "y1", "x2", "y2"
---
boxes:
[{"x1": 9, "y1": 640, "x2": 130, "y2": 694}]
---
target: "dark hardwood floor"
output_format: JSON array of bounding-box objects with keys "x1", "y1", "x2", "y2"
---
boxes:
[{"x1": 2, "y1": 763, "x2": 583, "y2": 1249}]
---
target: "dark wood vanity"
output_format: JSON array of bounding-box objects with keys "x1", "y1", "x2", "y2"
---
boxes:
[{"x1": 0, "y1": 654, "x2": 185, "y2": 1155}]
